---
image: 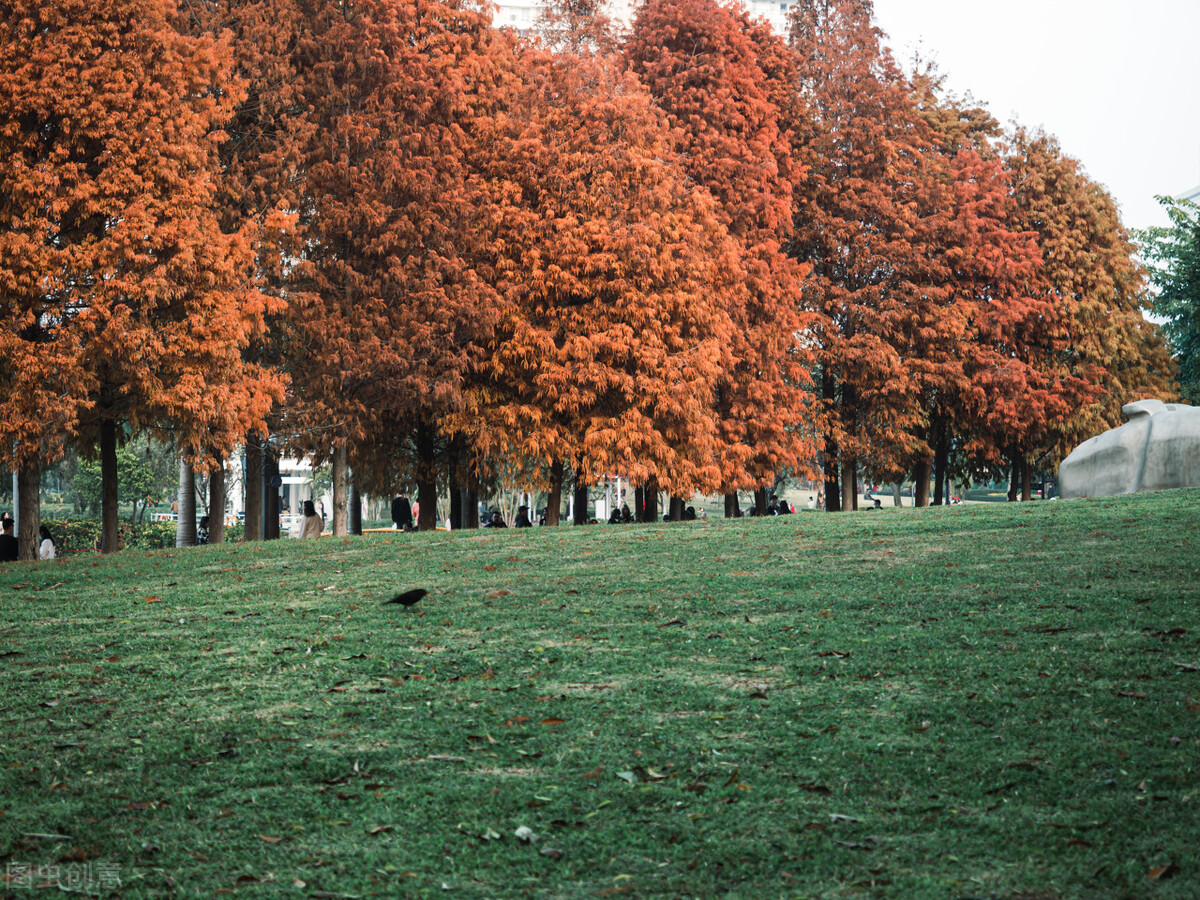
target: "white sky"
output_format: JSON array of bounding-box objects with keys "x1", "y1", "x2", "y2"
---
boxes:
[{"x1": 871, "y1": 0, "x2": 1200, "y2": 234}]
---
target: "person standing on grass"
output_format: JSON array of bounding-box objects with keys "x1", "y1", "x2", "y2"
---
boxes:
[
  {"x1": 38, "y1": 525, "x2": 56, "y2": 560},
  {"x1": 392, "y1": 493, "x2": 414, "y2": 530},
  {"x1": 299, "y1": 500, "x2": 323, "y2": 539},
  {"x1": 0, "y1": 518, "x2": 17, "y2": 562}
]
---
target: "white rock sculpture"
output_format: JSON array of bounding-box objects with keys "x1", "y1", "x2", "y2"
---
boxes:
[{"x1": 1058, "y1": 399, "x2": 1200, "y2": 498}]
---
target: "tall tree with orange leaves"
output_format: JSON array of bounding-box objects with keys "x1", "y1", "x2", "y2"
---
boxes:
[
  {"x1": 1002, "y1": 128, "x2": 1176, "y2": 498},
  {"x1": 625, "y1": 0, "x2": 817, "y2": 518},
  {"x1": 0, "y1": 0, "x2": 283, "y2": 554},
  {"x1": 892, "y1": 77, "x2": 1051, "y2": 505},
  {"x1": 467, "y1": 38, "x2": 736, "y2": 522},
  {"x1": 786, "y1": 0, "x2": 931, "y2": 510},
  {"x1": 277, "y1": 0, "x2": 511, "y2": 531}
]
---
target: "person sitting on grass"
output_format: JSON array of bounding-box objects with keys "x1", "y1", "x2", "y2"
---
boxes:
[
  {"x1": 197, "y1": 515, "x2": 210, "y2": 545},
  {"x1": 39, "y1": 525, "x2": 56, "y2": 560},
  {"x1": 514, "y1": 505, "x2": 533, "y2": 528},
  {"x1": 299, "y1": 500, "x2": 323, "y2": 539},
  {"x1": 0, "y1": 518, "x2": 17, "y2": 562},
  {"x1": 484, "y1": 510, "x2": 507, "y2": 528}
]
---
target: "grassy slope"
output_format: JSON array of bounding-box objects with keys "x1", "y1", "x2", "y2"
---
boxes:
[{"x1": 1, "y1": 490, "x2": 1198, "y2": 899}]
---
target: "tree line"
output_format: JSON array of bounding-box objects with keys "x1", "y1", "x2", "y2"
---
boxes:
[{"x1": 0, "y1": 0, "x2": 1177, "y2": 557}]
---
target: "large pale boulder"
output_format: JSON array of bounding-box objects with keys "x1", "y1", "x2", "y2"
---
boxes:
[{"x1": 1058, "y1": 399, "x2": 1200, "y2": 498}]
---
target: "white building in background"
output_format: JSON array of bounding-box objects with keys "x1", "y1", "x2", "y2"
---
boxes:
[
  {"x1": 491, "y1": 0, "x2": 794, "y2": 36},
  {"x1": 1181, "y1": 184, "x2": 1200, "y2": 203}
]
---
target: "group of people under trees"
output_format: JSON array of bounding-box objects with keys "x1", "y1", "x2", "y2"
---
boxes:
[{"x1": 0, "y1": 515, "x2": 56, "y2": 561}]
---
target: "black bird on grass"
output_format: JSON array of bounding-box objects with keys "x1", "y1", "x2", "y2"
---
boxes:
[{"x1": 384, "y1": 588, "x2": 427, "y2": 608}]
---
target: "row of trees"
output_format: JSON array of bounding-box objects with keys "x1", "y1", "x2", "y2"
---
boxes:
[{"x1": 0, "y1": 0, "x2": 1179, "y2": 556}]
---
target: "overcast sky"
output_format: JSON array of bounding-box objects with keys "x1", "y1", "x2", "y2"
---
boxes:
[{"x1": 870, "y1": 0, "x2": 1200, "y2": 235}]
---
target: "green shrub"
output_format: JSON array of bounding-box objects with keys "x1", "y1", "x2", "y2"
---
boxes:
[{"x1": 42, "y1": 518, "x2": 196, "y2": 553}]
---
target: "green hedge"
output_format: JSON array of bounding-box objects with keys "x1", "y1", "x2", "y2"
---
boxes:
[{"x1": 42, "y1": 518, "x2": 244, "y2": 553}]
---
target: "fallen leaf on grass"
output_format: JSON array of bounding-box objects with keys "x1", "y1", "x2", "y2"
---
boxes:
[
  {"x1": 259, "y1": 834, "x2": 282, "y2": 843},
  {"x1": 369, "y1": 825, "x2": 392, "y2": 835},
  {"x1": 540, "y1": 847, "x2": 564, "y2": 860},
  {"x1": 485, "y1": 590, "x2": 511, "y2": 600},
  {"x1": 541, "y1": 718, "x2": 565, "y2": 726},
  {"x1": 1149, "y1": 862, "x2": 1179, "y2": 881},
  {"x1": 514, "y1": 826, "x2": 537, "y2": 843},
  {"x1": 1173, "y1": 661, "x2": 1199, "y2": 672},
  {"x1": 829, "y1": 814, "x2": 858, "y2": 824},
  {"x1": 658, "y1": 619, "x2": 685, "y2": 628},
  {"x1": 1116, "y1": 691, "x2": 1148, "y2": 699},
  {"x1": 426, "y1": 755, "x2": 467, "y2": 763}
]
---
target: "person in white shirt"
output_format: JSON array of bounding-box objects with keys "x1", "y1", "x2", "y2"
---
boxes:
[{"x1": 38, "y1": 525, "x2": 56, "y2": 560}]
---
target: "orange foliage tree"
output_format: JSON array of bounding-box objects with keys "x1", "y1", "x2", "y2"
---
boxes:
[
  {"x1": 0, "y1": 0, "x2": 282, "y2": 554},
  {"x1": 786, "y1": 0, "x2": 935, "y2": 511},
  {"x1": 275, "y1": 0, "x2": 510, "y2": 532},
  {"x1": 467, "y1": 36, "x2": 736, "y2": 524},
  {"x1": 625, "y1": 0, "x2": 816, "y2": 518},
  {"x1": 894, "y1": 77, "x2": 1050, "y2": 505},
  {"x1": 1003, "y1": 128, "x2": 1176, "y2": 497}
]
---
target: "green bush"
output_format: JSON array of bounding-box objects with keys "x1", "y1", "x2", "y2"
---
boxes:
[{"x1": 42, "y1": 518, "x2": 198, "y2": 553}]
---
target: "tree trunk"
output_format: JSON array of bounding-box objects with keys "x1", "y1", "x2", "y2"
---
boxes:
[
  {"x1": 415, "y1": 421, "x2": 437, "y2": 531},
  {"x1": 892, "y1": 483, "x2": 903, "y2": 508},
  {"x1": 466, "y1": 486, "x2": 479, "y2": 529},
  {"x1": 17, "y1": 459, "x2": 40, "y2": 561},
  {"x1": 209, "y1": 461, "x2": 226, "y2": 544},
  {"x1": 349, "y1": 482, "x2": 362, "y2": 535},
  {"x1": 753, "y1": 486, "x2": 768, "y2": 516},
  {"x1": 1008, "y1": 452, "x2": 1020, "y2": 502},
  {"x1": 643, "y1": 479, "x2": 658, "y2": 523},
  {"x1": 1021, "y1": 463, "x2": 1032, "y2": 502},
  {"x1": 932, "y1": 419, "x2": 950, "y2": 506},
  {"x1": 176, "y1": 457, "x2": 196, "y2": 547},
  {"x1": 823, "y1": 442, "x2": 840, "y2": 513},
  {"x1": 331, "y1": 443, "x2": 348, "y2": 536},
  {"x1": 545, "y1": 460, "x2": 563, "y2": 526},
  {"x1": 417, "y1": 479, "x2": 437, "y2": 531},
  {"x1": 724, "y1": 492, "x2": 740, "y2": 518},
  {"x1": 243, "y1": 434, "x2": 263, "y2": 541},
  {"x1": 449, "y1": 479, "x2": 462, "y2": 531},
  {"x1": 446, "y1": 437, "x2": 463, "y2": 530},
  {"x1": 263, "y1": 447, "x2": 280, "y2": 540},
  {"x1": 572, "y1": 480, "x2": 588, "y2": 525},
  {"x1": 913, "y1": 460, "x2": 931, "y2": 508},
  {"x1": 668, "y1": 495, "x2": 683, "y2": 521},
  {"x1": 101, "y1": 420, "x2": 120, "y2": 553},
  {"x1": 841, "y1": 456, "x2": 857, "y2": 512}
]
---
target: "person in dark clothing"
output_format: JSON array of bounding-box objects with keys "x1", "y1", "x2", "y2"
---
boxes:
[
  {"x1": 391, "y1": 493, "x2": 413, "y2": 530},
  {"x1": 0, "y1": 518, "x2": 18, "y2": 562},
  {"x1": 484, "y1": 511, "x2": 507, "y2": 528},
  {"x1": 514, "y1": 505, "x2": 533, "y2": 528}
]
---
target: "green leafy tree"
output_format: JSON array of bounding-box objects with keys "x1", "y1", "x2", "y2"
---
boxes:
[
  {"x1": 75, "y1": 447, "x2": 157, "y2": 521},
  {"x1": 1138, "y1": 197, "x2": 1200, "y2": 403}
]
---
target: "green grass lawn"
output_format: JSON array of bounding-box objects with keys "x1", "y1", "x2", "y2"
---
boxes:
[{"x1": 2, "y1": 490, "x2": 1198, "y2": 899}]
